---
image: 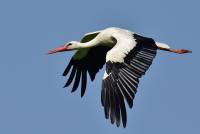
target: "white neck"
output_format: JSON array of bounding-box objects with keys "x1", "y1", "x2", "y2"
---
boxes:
[{"x1": 78, "y1": 38, "x2": 100, "y2": 48}]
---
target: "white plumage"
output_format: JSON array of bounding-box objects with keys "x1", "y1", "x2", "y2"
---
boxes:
[
  {"x1": 156, "y1": 42, "x2": 170, "y2": 49},
  {"x1": 105, "y1": 28, "x2": 137, "y2": 63},
  {"x1": 48, "y1": 27, "x2": 191, "y2": 128}
]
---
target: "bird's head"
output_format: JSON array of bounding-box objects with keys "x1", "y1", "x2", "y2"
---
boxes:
[{"x1": 48, "y1": 41, "x2": 80, "y2": 54}]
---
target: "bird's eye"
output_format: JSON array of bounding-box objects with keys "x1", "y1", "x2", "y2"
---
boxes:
[{"x1": 67, "y1": 43, "x2": 72, "y2": 46}]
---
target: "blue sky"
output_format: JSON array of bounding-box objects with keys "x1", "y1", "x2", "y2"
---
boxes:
[{"x1": 0, "y1": 0, "x2": 199, "y2": 133}]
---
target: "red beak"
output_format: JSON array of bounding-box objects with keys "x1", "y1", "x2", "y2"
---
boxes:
[{"x1": 48, "y1": 45, "x2": 68, "y2": 54}]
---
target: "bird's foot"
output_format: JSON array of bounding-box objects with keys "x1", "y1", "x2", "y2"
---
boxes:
[{"x1": 169, "y1": 49, "x2": 192, "y2": 54}]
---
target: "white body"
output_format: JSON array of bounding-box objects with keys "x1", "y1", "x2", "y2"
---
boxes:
[{"x1": 79, "y1": 27, "x2": 170, "y2": 61}]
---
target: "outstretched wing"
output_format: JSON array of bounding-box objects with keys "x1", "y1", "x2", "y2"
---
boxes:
[
  {"x1": 101, "y1": 33, "x2": 158, "y2": 127},
  {"x1": 63, "y1": 45, "x2": 111, "y2": 97}
]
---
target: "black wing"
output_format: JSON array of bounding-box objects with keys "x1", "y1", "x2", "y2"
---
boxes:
[
  {"x1": 101, "y1": 34, "x2": 158, "y2": 127},
  {"x1": 63, "y1": 46, "x2": 111, "y2": 97}
]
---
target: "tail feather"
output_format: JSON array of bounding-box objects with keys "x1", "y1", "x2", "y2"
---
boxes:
[{"x1": 156, "y1": 42, "x2": 170, "y2": 49}]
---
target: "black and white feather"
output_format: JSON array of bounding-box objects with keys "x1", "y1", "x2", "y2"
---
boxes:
[
  {"x1": 101, "y1": 33, "x2": 157, "y2": 127},
  {"x1": 62, "y1": 30, "x2": 111, "y2": 97}
]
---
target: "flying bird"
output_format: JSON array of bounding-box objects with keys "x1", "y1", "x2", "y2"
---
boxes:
[{"x1": 48, "y1": 27, "x2": 191, "y2": 127}]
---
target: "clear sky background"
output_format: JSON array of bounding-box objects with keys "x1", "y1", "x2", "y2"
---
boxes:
[{"x1": 0, "y1": 0, "x2": 199, "y2": 134}]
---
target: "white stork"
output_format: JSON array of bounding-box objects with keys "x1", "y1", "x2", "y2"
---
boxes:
[{"x1": 48, "y1": 27, "x2": 191, "y2": 127}]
